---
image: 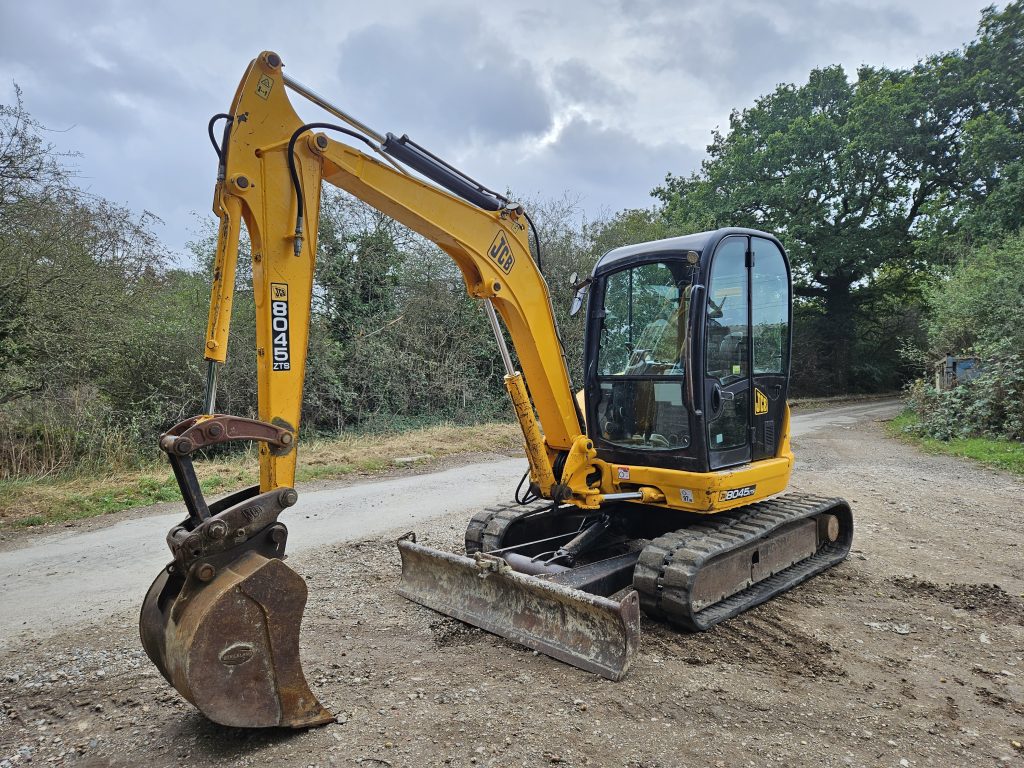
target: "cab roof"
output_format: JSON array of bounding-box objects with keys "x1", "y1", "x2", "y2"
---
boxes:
[{"x1": 592, "y1": 227, "x2": 778, "y2": 276}]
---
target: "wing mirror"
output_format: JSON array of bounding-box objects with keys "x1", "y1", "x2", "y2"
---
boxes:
[{"x1": 568, "y1": 272, "x2": 592, "y2": 317}]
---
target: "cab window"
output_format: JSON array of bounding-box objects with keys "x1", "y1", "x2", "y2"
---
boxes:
[
  {"x1": 751, "y1": 237, "x2": 789, "y2": 375},
  {"x1": 599, "y1": 262, "x2": 686, "y2": 376},
  {"x1": 595, "y1": 260, "x2": 691, "y2": 450},
  {"x1": 705, "y1": 237, "x2": 749, "y2": 384}
]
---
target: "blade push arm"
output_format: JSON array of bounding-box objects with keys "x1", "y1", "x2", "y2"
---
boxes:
[{"x1": 205, "y1": 52, "x2": 599, "y2": 501}]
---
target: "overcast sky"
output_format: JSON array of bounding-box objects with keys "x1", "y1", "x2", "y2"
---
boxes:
[{"x1": 1, "y1": 0, "x2": 995, "y2": 265}]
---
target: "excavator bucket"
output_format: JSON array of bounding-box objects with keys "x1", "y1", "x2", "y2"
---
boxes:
[
  {"x1": 140, "y1": 416, "x2": 333, "y2": 728},
  {"x1": 141, "y1": 552, "x2": 333, "y2": 728},
  {"x1": 397, "y1": 535, "x2": 641, "y2": 680}
]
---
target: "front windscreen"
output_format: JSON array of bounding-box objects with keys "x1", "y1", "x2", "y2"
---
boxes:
[{"x1": 595, "y1": 260, "x2": 693, "y2": 450}]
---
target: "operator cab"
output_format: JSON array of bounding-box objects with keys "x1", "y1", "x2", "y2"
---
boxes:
[{"x1": 582, "y1": 228, "x2": 792, "y2": 474}]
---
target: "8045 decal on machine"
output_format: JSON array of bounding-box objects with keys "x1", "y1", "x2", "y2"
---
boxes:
[
  {"x1": 270, "y1": 283, "x2": 291, "y2": 371},
  {"x1": 719, "y1": 484, "x2": 756, "y2": 502}
]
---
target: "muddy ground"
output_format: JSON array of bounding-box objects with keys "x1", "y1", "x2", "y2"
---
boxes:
[{"x1": 1, "y1": 412, "x2": 1022, "y2": 767}]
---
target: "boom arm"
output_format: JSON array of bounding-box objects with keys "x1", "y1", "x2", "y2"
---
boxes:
[{"x1": 205, "y1": 52, "x2": 597, "y2": 501}]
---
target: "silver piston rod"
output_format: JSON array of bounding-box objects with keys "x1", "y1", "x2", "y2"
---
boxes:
[
  {"x1": 283, "y1": 74, "x2": 384, "y2": 143},
  {"x1": 484, "y1": 299, "x2": 516, "y2": 376},
  {"x1": 203, "y1": 360, "x2": 219, "y2": 414}
]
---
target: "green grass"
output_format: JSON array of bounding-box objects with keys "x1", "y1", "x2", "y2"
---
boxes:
[
  {"x1": 293, "y1": 457, "x2": 391, "y2": 482},
  {"x1": 886, "y1": 410, "x2": 1024, "y2": 476},
  {"x1": 6, "y1": 474, "x2": 210, "y2": 528},
  {"x1": 0, "y1": 421, "x2": 521, "y2": 531}
]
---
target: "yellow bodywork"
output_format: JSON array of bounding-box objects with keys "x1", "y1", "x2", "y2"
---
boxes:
[{"x1": 206, "y1": 51, "x2": 792, "y2": 515}]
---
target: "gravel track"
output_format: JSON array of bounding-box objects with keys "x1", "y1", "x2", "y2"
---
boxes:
[{"x1": 2, "y1": 400, "x2": 1022, "y2": 767}]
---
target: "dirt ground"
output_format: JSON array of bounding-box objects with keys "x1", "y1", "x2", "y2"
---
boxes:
[{"x1": 2, "y1": 413, "x2": 1022, "y2": 767}]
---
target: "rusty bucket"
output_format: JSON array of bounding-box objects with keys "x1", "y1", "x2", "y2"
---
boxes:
[{"x1": 140, "y1": 550, "x2": 333, "y2": 728}]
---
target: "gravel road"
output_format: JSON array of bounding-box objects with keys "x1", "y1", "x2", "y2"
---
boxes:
[
  {"x1": 3, "y1": 399, "x2": 1023, "y2": 767},
  {"x1": 0, "y1": 400, "x2": 900, "y2": 650}
]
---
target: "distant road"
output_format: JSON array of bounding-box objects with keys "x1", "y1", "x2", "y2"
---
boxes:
[
  {"x1": 788, "y1": 398, "x2": 902, "y2": 438},
  {"x1": 0, "y1": 398, "x2": 900, "y2": 650}
]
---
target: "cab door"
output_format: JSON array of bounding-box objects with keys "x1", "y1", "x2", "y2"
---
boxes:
[
  {"x1": 749, "y1": 236, "x2": 791, "y2": 461},
  {"x1": 704, "y1": 236, "x2": 751, "y2": 469}
]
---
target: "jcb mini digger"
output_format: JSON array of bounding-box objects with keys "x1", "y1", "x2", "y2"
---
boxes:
[{"x1": 140, "y1": 52, "x2": 852, "y2": 728}]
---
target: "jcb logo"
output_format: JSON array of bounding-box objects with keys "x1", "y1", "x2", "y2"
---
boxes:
[
  {"x1": 754, "y1": 387, "x2": 769, "y2": 416},
  {"x1": 488, "y1": 232, "x2": 515, "y2": 274},
  {"x1": 270, "y1": 282, "x2": 291, "y2": 371}
]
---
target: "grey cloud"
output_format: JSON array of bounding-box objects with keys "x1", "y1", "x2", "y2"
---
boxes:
[
  {"x1": 0, "y1": 0, "x2": 990, "y2": 261},
  {"x1": 543, "y1": 117, "x2": 700, "y2": 194},
  {"x1": 335, "y1": 10, "x2": 552, "y2": 148},
  {"x1": 550, "y1": 59, "x2": 631, "y2": 109},
  {"x1": 478, "y1": 117, "x2": 702, "y2": 216},
  {"x1": 633, "y1": 0, "x2": 924, "y2": 103},
  {"x1": 0, "y1": 3, "x2": 227, "y2": 259},
  {"x1": 0, "y1": 5, "x2": 191, "y2": 136}
]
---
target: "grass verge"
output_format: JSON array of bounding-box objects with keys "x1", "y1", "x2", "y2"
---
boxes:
[
  {"x1": 886, "y1": 410, "x2": 1024, "y2": 476},
  {"x1": 0, "y1": 421, "x2": 522, "y2": 530}
]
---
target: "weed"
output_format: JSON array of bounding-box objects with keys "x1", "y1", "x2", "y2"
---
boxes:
[{"x1": 887, "y1": 410, "x2": 1024, "y2": 476}]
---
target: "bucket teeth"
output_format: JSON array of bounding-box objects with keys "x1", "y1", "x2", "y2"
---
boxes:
[
  {"x1": 140, "y1": 552, "x2": 332, "y2": 728},
  {"x1": 397, "y1": 536, "x2": 640, "y2": 680}
]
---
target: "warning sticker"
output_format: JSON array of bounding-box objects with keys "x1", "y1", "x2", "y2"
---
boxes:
[
  {"x1": 617, "y1": 467, "x2": 630, "y2": 480},
  {"x1": 256, "y1": 75, "x2": 274, "y2": 100},
  {"x1": 679, "y1": 488, "x2": 694, "y2": 503}
]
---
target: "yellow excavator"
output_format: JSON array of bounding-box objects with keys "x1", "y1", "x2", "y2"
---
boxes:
[{"x1": 140, "y1": 52, "x2": 853, "y2": 728}]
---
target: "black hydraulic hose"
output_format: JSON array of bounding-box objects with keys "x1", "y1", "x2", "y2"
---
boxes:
[
  {"x1": 208, "y1": 113, "x2": 232, "y2": 163},
  {"x1": 522, "y1": 209, "x2": 542, "y2": 274},
  {"x1": 287, "y1": 122, "x2": 378, "y2": 255},
  {"x1": 514, "y1": 469, "x2": 540, "y2": 505}
]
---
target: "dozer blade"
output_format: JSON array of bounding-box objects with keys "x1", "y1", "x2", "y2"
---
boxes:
[
  {"x1": 140, "y1": 551, "x2": 333, "y2": 728},
  {"x1": 397, "y1": 535, "x2": 640, "y2": 680}
]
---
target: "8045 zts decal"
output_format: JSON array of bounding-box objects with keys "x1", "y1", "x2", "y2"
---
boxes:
[
  {"x1": 719, "y1": 484, "x2": 756, "y2": 502},
  {"x1": 271, "y1": 283, "x2": 291, "y2": 371}
]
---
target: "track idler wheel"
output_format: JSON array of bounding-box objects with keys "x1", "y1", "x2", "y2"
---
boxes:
[{"x1": 140, "y1": 550, "x2": 333, "y2": 728}]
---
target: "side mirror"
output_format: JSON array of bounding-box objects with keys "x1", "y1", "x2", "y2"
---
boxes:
[
  {"x1": 569, "y1": 275, "x2": 592, "y2": 317},
  {"x1": 569, "y1": 287, "x2": 588, "y2": 316}
]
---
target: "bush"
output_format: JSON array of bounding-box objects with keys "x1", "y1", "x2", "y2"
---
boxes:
[
  {"x1": 0, "y1": 387, "x2": 146, "y2": 479},
  {"x1": 904, "y1": 351, "x2": 1024, "y2": 441},
  {"x1": 904, "y1": 231, "x2": 1024, "y2": 442}
]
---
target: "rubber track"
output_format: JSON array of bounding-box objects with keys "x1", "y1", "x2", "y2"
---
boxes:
[
  {"x1": 464, "y1": 501, "x2": 549, "y2": 554},
  {"x1": 633, "y1": 493, "x2": 853, "y2": 631}
]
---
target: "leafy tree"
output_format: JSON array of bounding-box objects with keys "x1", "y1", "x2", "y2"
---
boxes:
[
  {"x1": 927, "y1": 231, "x2": 1024, "y2": 358},
  {"x1": 0, "y1": 88, "x2": 76, "y2": 405},
  {"x1": 654, "y1": 63, "x2": 964, "y2": 391},
  {"x1": 944, "y1": 1, "x2": 1024, "y2": 243},
  {"x1": 0, "y1": 90, "x2": 176, "y2": 475},
  {"x1": 654, "y1": 2, "x2": 1024, "y2": 393},
  {"x1": 902, "y1": 231, "x2": 1024, "y2": 443}
]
